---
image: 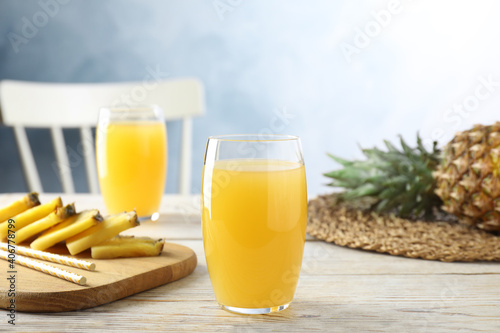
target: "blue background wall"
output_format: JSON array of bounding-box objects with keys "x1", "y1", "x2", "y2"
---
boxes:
[{"x1": 1, "y1": 0, "x2": 500, "y2": 196}]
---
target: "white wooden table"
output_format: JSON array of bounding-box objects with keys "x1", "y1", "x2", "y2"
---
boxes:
[{"x1": 1, "y1": 193, "x2": 499, "y2": 332}]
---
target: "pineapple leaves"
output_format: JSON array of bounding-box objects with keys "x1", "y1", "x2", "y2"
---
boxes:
[
  {"x1": 326, "y1": 153, "x2": 354, "y2": 167},
  {"x1": 383, "y1": 140, "x2": 400, "y2": 154},
  {"x1": 325, "y1": 135, "x2": 443, "y2": 219},
  {"x1": 341, "y1": 183, "x2": 379, "y2": 199}
]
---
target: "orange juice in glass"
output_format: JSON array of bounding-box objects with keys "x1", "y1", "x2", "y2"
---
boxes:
[
  {"x1": 96, "y1": 105, "x2": 167, "y2": 220},
  {"x1": 201, "y1": 135, "x2": 307, "y2": 314}
]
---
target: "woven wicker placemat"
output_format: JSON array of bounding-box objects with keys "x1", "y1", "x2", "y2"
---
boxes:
[{"x1": 307, "y1": 194, "x2": 500, "y2": 262}]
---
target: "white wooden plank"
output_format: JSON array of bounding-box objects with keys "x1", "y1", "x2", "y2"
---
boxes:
[
  {"x1": 179, "y1": 118, "x2": 193, "y2": 195},
  {"x1": 80, "y1": 127, "x2": 99, "y2": 194},
  {"x1": 7, "y1": 266, "x2": 500, "y2": 332},
  {"x1": 165, "y1": 240, "x2": 500, "y2": 276},
  {"x1": 12, "y1": 126, "x2": 43, "y2": 192},
  {"x1": 1, "y1": 79, "x2": 205, "y2": 127},
  {"x1": 50, "y1": 126, "x2": 75, "y2": 193}
]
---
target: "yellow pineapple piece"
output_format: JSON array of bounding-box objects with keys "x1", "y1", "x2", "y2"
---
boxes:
[
  {"x1": 0, "y1": 197, "x2": 62, "y2": 240},
  {"x1": 66, "y1": 211, "x2": 138, "y2": 255},
  {"x1": 30, "y1": 209, "x2": 103, "y2": 251},
  {"x1": 91, "y1": 235, "x2": 165, "y2": 259},
  {"x1": 0, "y1": 192, "x2": 40, "y2": 222},
  {"x1": 14, "y1": 203, "x2": 76, "y2": 244}
]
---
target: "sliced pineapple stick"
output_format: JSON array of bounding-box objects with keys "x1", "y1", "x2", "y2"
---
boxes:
[
  {"x1": 91, "y1": 236, "x2": 165, "y2": 259},
  {"x1": 39, "y1": 209, "x2": 104, "y2": 238},
  {"x1": 14, "y1": 203, "x2": 76, "y2": 244},
  {"x1": 66, "y1": 211, "x2": 138, "y2": 255},
  {"x1": 0, "y1": 192, "x2": 40, "y2": 222},
  {"x1": 30, "y1": 209, "x2": 103, "y2": 251},
  {"x1": 0, "y1": 197, "x2": 62, "y2": 240}
]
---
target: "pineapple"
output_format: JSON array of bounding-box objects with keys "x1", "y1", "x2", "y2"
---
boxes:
[
  {"x1": 31, "y1": 209, "x2": 103, "y2": 251},
  {"x1": 325, "y1": 122, "x2": 500, "y2": 230},
  {"x1": 90, "y1": 236, "x2": 165, "y2": 259},
  {"x1": 0, "y1": 197, "x2": 63, "y2": 239},
  {"x1": 434, "y1": 123, "x2": 500, "y2": 229},
  {"x1": 66, "y1": 211, "x2": 139, "y2": 255},
  {"x1": 0, "y1": 192, "x2": 40, "y2": 222},
  {"x1": 14, "y1": 203, "x2": 76, "y2": 244}
]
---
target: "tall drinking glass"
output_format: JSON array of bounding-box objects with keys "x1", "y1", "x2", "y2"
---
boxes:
[
  {"x1": 201, "y1": 134, "x2": 307, "y2": 314},
  {"x1": 96, "y1": 105, "x2": 167, "y2": 220}
]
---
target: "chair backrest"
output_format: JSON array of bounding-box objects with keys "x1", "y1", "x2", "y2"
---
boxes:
[{"x1": 0, "y1": 78, "x2": 205, "y2": 195}]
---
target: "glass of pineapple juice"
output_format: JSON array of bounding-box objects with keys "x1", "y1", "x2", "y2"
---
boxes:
[
  {"x1": 96, "y1": 105, "x2": 167, "y2": 220},
  {"x1": 201, "y1": 134, "x2": 307, "y2": 314}
]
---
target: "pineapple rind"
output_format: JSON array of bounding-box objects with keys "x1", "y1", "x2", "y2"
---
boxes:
[{"x1": 435, "y1": 122, "x2": 500, "y2": 230}]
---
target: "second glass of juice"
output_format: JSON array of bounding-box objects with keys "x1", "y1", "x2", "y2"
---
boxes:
[
  {"x1": 96, "y1": 105, "x2": 167, "y2": 220},
  {"x1": 201, "y1": 134, "x2": 307, "y2": 314}
]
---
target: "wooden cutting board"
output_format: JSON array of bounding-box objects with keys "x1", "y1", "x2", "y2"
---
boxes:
[{"x1": 0, "y1": 242, "x2": 197, "y2": 312}]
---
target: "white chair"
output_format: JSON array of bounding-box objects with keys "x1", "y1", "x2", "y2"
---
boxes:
[{"x1": 0, "y1": 79, "x2": 205, "y2": 195}]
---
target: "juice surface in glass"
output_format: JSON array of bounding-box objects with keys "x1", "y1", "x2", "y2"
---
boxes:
[
  {"x1": 96, "y1": 121, "x2": 167, "y2": 217},
  {"x1": 202, "y1": 159, "x2": 307, "y2": 309}
]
